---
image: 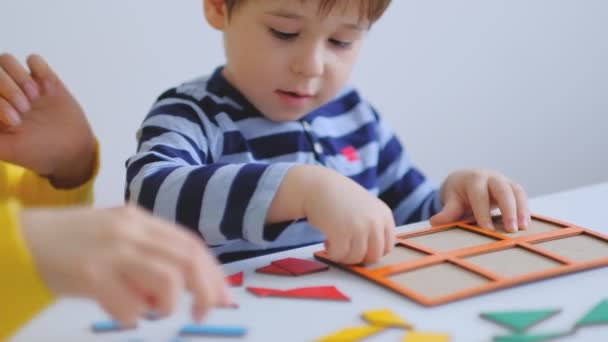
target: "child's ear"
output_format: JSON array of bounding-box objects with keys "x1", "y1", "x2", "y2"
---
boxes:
[{"x1": 204, "y1": 0, "x2": 229, "y2": 30}]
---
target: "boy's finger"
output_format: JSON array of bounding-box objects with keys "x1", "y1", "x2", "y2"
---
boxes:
[
  {"x1": 327, "y1": 234, "x2": 351, "y2": 264},
  {"x1": 0, "y1": 53, "x2": 39, "y2": 100},
  {"x1": 511, "y1": 182, "x2": 530, "y2": 230},
  {"x1": 429, "y1": 195, "x2": 465, "y2": 226},
  {"x1": 26, "y1": 54, "x2": 60, "y2": 94},
  {"x1": 343, "y1": 233, "x2": 366, "y2": 265},
  {"x1": 467, "y1": 182, "x2": 494, "y2": 230},
  {"x1": 0, "y1": 61, "x2": 30, "y2": 113},
  {"x1": 488, "y1": 177, "x2": 518, "y2": 232},
  {"x1": 0, "y1": 96, "x2": 21, "y2": 127},
  {"x1": 384, "y1": 223, "x2": 395, "y2": 256},
  {"x1": 363, "y1": 226, "x2": 382, "y2": 264}
]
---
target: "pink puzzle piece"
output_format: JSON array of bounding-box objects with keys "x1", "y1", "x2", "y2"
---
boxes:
[
  {"x1": 256, "y1": 264, "x2": 294, "y2": 276},
  {"x1": 247, "y1": 286, "x2": 350, "y2": 301}
]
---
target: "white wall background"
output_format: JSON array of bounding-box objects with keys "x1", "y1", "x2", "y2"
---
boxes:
[{"x1": 2, "y1": 0, "x2": 607, "y2": 207}]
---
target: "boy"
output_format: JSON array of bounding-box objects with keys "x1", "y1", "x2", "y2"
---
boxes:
[
  {"x1": 126, "y1": 0, "x2": 530, "y2": 264},
  {"x1": 0, "y1": 53, "x2": 230, "y2": 339}
]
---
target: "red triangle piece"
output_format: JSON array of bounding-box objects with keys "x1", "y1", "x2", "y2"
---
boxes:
[
  {"x1": 226, "y1": 272, "x2": 244, "y2": 287},
  {"x1": 246, "y1": 287, "x2": 281, "y2": 297},
  {"x1": 271, "y1": 257, "x2": 329, "y2": 275},
  {"x1": 279, "y1": 286, "x2": 350, "y2": 301},
  {"x1": 255, "y1": 264, "x2": 294, "y2": 276}
]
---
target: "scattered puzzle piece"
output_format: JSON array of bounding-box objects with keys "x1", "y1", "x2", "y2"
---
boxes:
[
  {"x1": 481, "y1": 309, "x2": 560, "y2": 333},
  {"x1": 91, "y1": 320, "x2": 135, "y2": 332},
  {"x1": 247, "y1": 286, "x2": 350, "y2": 301},
  {"x1": 316, "y1": 325, "x2": 385, "y2": 342},
  {"x1": 272, "y1": 257, "x2": 330, "y2": 275},
  {"x1": 493, "y1": 331, "x2": 570, "y2": 342},
  {"x1": 576, "y1": 299, "x2": 608, "y2": 327},
  {"x1": 256, "y1": 264, "x2": 294, "y2": 276},
  {"x1": 179, "y1": 323, "x2": 247, "y2": 337},
  {"x1": 403, "y1": 331, "x2": 450, "y2": 342},
  {"x1": 362, "y1": 309, "x2": 413, "y2": 329},
  {"x1": 227, "y1": 271, "x2": 244, "y2": 286}
]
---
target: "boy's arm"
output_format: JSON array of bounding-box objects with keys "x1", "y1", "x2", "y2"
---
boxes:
[
  {"x1": 373, "y1": 108, "x2": 443, "y2": 225},
  {"x1": 126, "y1": 102, "x2": 297, "y2": 246},
  {"x1": 0, "y1": 200, "x2": 55, "y2": 341}
]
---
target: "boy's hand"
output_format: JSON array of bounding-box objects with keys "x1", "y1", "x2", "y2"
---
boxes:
[
  {"x1": 20, "y1": 205, "x2": 232, "y2": 324},
  {"x1": 429, "y1": 169, "x2": 530, "y2": 232},
  {"x1": 0, "y1": 53, "x2": 95, "y2": 188},
  {"x1": 297, "y1": 167, "x2": 396, "y2": 265}
]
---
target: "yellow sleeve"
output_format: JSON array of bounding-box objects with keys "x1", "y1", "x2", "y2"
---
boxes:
[
  {"x1": 0, "y1": 200, "x2": 55, "y2": 341},
  {"x1": 4, "y1": 142, "x2": 99, "y2": 207}
]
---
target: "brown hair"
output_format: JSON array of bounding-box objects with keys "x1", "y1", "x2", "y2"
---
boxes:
[{"x1": 225, "y1": 0, "x2": 392, "y2": 24}]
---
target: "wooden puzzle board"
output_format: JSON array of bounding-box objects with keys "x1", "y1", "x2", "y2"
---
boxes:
[{"x1": 314, "y1": 214, "x2": 608, "y2": 306}]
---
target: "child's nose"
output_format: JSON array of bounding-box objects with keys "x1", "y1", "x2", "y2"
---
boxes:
[{"x1": 290, "y1": 43, "x2": 325, "y2": 78}]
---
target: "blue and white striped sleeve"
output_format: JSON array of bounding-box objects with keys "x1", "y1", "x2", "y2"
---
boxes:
[
  {"x1": 125, "y1": 97, "x2": 295, "y2": 246},
  {"x1": 373, "y1": 110, "x2": 443, "y2": 225}
]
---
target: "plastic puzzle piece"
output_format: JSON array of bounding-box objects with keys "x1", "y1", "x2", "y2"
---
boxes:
[
  {"x1": 481, "y1": 309, "x2": 560, "y2": 332},
  {"x1": 247, "y1": 287, "x2": 280, "y2": 297},
  {"x1": 272, "y1": 257, "x2": 330, "y2": 275},
  {"x1": 576, "y1": 299, "x2": 608, "y2": 327},
  {"x1": 179, "y1": 323, "x2": 247, "y2": 337},
  {"x1": 362, "y1": 309, "x2": 413, "y2": 329},
  {"x1": 317, "y1": 325, "x2": 385, "y2": 342},
  {"x1": 403, "y1": 331, "x2": 450, "y2": 342},
  {"x1": 91, "y1": 320, "x2": 135, "y2": 332},
  {"x1": 256, "y1": 264, "x2": 294, "y2": 276},
  {"x1": 247, "y1": 286, "x2": 350, "y2": 301},
  {"x1": 493, "y1": 331, "x2": 570, "y2": 342},
  {"x1": 226, "y1": 271, "x2": 244, "y2": 286}
]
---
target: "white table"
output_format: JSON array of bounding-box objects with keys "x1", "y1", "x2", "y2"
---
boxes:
[{"x1": 12, "y1": 182, "x2": 608, "y2": 342}]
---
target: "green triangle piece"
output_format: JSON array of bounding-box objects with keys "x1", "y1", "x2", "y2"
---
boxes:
[
  {"x1": 493, "y1": 331, "x2": 570, "y2": 342},
  {"x1": 481, "y1": 309, "x2": 560, "y2": 332},
  {"x1": 576, "y1": 299, "x2": 608, "y2": 327}
]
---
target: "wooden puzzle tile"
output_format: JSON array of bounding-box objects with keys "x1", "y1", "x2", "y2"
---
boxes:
[
  {"x1": 576, "y1": 299, "x2": 608, "y2": 327},
  {"x1": 91, "y1": 320, "x2": 135, "y2": 332},
  {"x1": 226, "y1": 271, "x2": 244, "y2": 286},
  {"x1": 361, "y1": 309, "x2": 413, "y2": 329},
  {"x1": 481, "y1": 309, "x2": 561, "y2": 332},
  {"x1": 256, "y1": 264, "x2": 294, "y2": 276},
  {"x1": 316, "y1": 325, "x2": 385, "y2": 342},
  {"x1": 179, "y1": 323, "x2": 247, "y2": 337},
  {"x1": 272, "y1": 257, "x2": 330, "y2": 275},
  {"x1": 493, "y1": 331, "x2": 570, "y2": 342},
  {"x1": 403, "y1": 331, "x2": 450, "y2": 342}
]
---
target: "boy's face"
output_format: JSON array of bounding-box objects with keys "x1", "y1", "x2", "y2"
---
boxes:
[{"x1": 209, "y1": 0, "x2": 368, "y2": 122}]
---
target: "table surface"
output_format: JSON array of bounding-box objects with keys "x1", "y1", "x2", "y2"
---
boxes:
[{"x1": 12, "y1": 182, "x2": 608, "y2": 342}]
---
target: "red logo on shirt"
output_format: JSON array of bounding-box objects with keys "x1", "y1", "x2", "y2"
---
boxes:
[{"x1": 341, "y1": 146, "x2": 359, "y2": 161}]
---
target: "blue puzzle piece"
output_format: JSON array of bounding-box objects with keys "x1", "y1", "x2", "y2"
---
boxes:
[
  {"x1": 91, "y1": 320, "x2": 134, "y2": 332},
  {"x1": 179, "y1": 323, "x2": 247, "y2": 337}
]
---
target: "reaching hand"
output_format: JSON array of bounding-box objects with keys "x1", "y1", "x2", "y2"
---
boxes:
[
  {"x1": 429, "y1": 169, "x2": 530, "y2": 232},
  {"x1": 20, "y1": 205, "x2": 232, "y2": 324}
]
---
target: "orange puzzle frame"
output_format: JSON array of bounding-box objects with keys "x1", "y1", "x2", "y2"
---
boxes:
[{"x1": 314, "y1": 214, "x2": 608, "y2": 306}]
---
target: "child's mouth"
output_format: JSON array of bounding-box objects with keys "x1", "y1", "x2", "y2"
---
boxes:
[{"x1": 275, "y1": 90, "x2": 314, "y2": 107}]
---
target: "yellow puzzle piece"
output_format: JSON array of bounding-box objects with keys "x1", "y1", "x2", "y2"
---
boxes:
[
  {"x1": 403, "y1": 331, "x2": 450, "y2": 342},
  {"x1": 317, "y1": 325, "x2": 385, "y2": 342},
  {"x1": 362, "y1": 309, "x2": 413, "y2": 329}
]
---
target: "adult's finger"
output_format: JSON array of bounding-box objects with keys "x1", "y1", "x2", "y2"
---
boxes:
[{"x1": 0, "y1": 53, "x2": 39, "y2": 100}]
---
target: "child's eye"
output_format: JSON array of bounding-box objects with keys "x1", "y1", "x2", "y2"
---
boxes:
[
  {"x1": 269, "y1": 28, "x2": 298, "y2": 40},
  {"x1": 329, "y1": 38, "x2": 353, "y2": 49}
]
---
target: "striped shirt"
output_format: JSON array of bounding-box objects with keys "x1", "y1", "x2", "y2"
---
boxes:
[{"x1": 126, "y1": 67, "x2": 442, "y2": 262}]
